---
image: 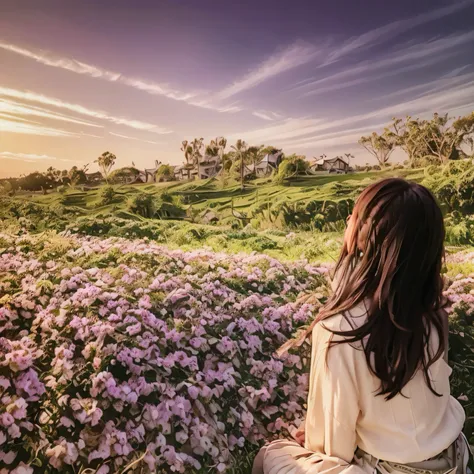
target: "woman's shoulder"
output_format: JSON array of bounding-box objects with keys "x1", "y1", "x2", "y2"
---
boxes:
[{"x1": 317, "y1": 300, "x2": 368, "y2": 334}]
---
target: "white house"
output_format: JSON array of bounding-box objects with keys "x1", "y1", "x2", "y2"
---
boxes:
[
  {"x1": 310, "y1": 156, "x2": 349, "y2": 172},
  {"x1": 139, "y1": 160, "x2": 162, "y2": 183},
  {"x1": 255, "y1": 150, "x2": 284, "y2": 176}
]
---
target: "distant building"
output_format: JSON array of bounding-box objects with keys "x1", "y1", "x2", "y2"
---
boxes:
[
  {"x1": 254, "y1": 150, "x2": 284, "y2": 176},
  {"x1": 311, "y1": 156, "x2": 349, "y2": 173},
  {"x1": 174, "y1": 155, "x2": 222, "y2": 181},
  {"x1": 139, "y1": 160, "x2": 162, "y2": 183},
  {"x1": 85, "y1": 171, "x2": 104, "y2": 184},
  {"x1": 197, "y1": 155, "x2": 221, "y2": 179}
]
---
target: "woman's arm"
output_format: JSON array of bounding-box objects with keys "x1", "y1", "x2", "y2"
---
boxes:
[{"x1": 305, "y1": 324, "x2": 361, "y2": 462}]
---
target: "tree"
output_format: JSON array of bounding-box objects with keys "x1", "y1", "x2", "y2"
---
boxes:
[
  {"x1": 247, "y1": 145, "x2": 265, "y2": 174},
  {"x1": 46, "y1": 167, "x2": 62, "y2": 184},
  {"x1": 95, "y1": 151, "x2": 116, "y2": 183},
  {"x1": 109, "y1": 167, "x2": 140, "y2": 184},
  {"x1": 68, "y1": 166, "x2": 88, "y2": 188},
  {"x1": 0, "y1": 180, "x2": 13, "y2": 196},
  {"x1": 344, "y1": 153, "x2": 354, "y2": 168},
  {"x1": 452, "y1": 112, "x2": 474, "y2": 155},
  {"x1": 181, "y1": 140, "x2": 194, "y2": 180},
  {"x1": 191, "y1": 138, "x2": 204, "y2": 179},
  {"x1": 155, "y1": 164, "x2": 176, "y2": 182},
  {"x1": 231, "y1": 139, "x2": 248, "y2": 190},
  {"x1": 359, "y1": 132, "x2": 395, "y2": 167},
  {"x1": 19, "y1": 172, "x2": 54, "y2": 193},
  {"x1": 261, "y1": 145, "x2": 279, "y2": 156},
  {"x1": 216, "y1": 137, "x2": 227, "y2": 162},
  {"x1": 384, "y1": 117, "x2": 422, "y2": 163},
  {"x1": 385, "y1": 113, "x2": 474, "y2": 165},
  {"x1": 274, "y1": 154, "x2": 309, "y2": 183}
]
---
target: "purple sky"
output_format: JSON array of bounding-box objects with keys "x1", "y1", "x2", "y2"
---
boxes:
[{"x1": 1, "y1": 0, "x2": 474, "y2": 177}]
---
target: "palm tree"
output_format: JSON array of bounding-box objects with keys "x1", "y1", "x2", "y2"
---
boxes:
[
  {"x1": 181, "y1": 140, "x2": 194, "y2": 179},
  {"x1": 95, "y1": 151, "x2": 116, "y2": 184},
  {"x1": 344, "y1": 153, "x2": 354, "y2": 168},
  {"x1": 191, "y1": 138, "x2": 204, "y2": 179},
  {"x1": 231, "y1": 139, "x2": 248, "y2": 190},
  {"x1": 247, "y1": 145, "x2": 265, "y2": 175}
]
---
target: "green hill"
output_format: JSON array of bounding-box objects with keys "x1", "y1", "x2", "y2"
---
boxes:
[{"x1": 2, "y1": 162, "x2": 474, "y2": 268}]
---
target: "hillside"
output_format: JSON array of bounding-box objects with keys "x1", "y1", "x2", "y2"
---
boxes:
[
  {"x1": 2, "y1": 162, "x2": 474, "y2": 266},
  {"x1": 17, "y1": 168, "x2": 423, "y2": 227},
  {"x1": 0, "y1": 168, "x2": 426, "y2": 263}
]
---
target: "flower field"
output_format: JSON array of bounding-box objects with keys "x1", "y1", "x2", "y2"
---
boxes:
[
  {"x1": 0, "y1": 230, "x2": 472, "y2": 473},
  {"x1": 0, "y1": 231, "x2": 329, "y2": 473}
]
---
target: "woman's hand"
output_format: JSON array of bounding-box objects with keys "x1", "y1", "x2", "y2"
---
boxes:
[{"x1": 292, "y1": 421, "x2": 306, "y2": 446}]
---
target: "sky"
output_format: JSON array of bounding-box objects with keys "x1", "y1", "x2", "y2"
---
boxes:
[{"x1": 1, "y1": 0, "x2": 474, "y2": 178}]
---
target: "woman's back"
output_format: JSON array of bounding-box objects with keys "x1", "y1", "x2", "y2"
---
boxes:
[{"x1": 305, "y1": 302, "x2": 465, "y2": 464}]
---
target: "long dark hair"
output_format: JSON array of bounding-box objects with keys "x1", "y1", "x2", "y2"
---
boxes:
[{"x1": 279, "y1": 178, "x2": 447, "y2": 400}]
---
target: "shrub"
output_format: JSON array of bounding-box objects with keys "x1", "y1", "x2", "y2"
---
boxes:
[
  {"x1": 99, "y1": 186, "x2": 116, "y2": 205},
  {"x1": 109, "y1": 167, "x2": 140, "y2": 184},
  {"x1": 273, "y1": 155, "x2": 309, "y2": 183},
  {"x1": 127, "y1": 192, "x2": 155, "y2": 218},
  {"x1": 0, "y1": 230, "x2": 326, "y2": 473},
  {"x1": 155, "y1": 165, "x2": 176, "y2": 182}
]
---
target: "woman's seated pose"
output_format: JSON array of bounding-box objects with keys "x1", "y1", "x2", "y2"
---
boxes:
[{"x1": 253, "y1": 178, "x2": 471, "y2": 474}]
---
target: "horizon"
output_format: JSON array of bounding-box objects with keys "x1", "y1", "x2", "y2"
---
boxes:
[{"x1": 1, "y1": 0, "x2": 474, "y2": 178}]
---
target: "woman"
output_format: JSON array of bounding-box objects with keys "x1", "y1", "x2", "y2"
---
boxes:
[{"x1": 253, "y1": 178, "x2": 470, "y2": 474}]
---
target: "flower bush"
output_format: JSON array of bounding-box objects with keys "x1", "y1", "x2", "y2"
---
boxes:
[{"x1": 0, "y1": 231, "x2": 328, "y2": 473}]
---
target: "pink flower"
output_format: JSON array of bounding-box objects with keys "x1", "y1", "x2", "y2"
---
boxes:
[{"x1": 188, "y1": 386, "x2": 199, "y2": 399}]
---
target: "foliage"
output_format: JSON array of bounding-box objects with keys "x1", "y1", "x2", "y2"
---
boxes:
[
  {"x1": 359, "y1": 132, "x2": 396, "y2": 167},
  {"x1": 181, "y1": 141, "x2": 194, "y2": 180},
  {"x1": 18, "y1": 172, "x2": 55, "y2": 193},
  {"x1": 191, "y1": 138, "x2": 205, "y2": 178},
  {"x1": 109, "y1": 167, "x2": 140, "y2": 184},
  {"x1": 274, "y1": 155, "x2": 309, "y2": 183},
  {"x1": 231, "y1": 139, "x2": 248, "y2": 190},
  {"x1": 127, "y1": 192, "x2": 156, "y2": 218},
  {"x1": 155, "y1": 164, "x2": 176, "y2": 182},
  {"x1": 95, "y1": 152, "x2": 117, "y2": 184},
  {"x1": 0, "y1": 181, "x2": 13, "y2": 196},
  {"x1": 68, "y1": 166, "x2": 88, "y2": 188},
  {"x1": 247, "y1": 145, "x2": 265, "y2": 173},
  {"x1": 422, "y1": 159, "x2": 474, "y2": 212},
  {"x1": 383, "y1": 113, "x2": 474, "y2": 165},
  {"x1": 99, "y1": 186, "x2": 116, "y2": 205}
]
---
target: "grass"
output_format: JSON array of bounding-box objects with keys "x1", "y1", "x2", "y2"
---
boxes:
[
  {"x1": 3, "y1": 165, "x2": 473, "y2": 265},
  {"x1": 20, "y1": 168, "x2": 422, "y2": 223}
]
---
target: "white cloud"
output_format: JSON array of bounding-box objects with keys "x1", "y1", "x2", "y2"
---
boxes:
[
  {"x1": 252, "y1": 111, "x2": 275, "y2": 121},
  {"x1": 0, "y1": 151, "x2": 70, "y2": 162},
  {"x1": 230, "y1": 76, "x2": 474, "y2": 153},
  {"x1": 0, "y1": 41, "x2": 239, "y2": 114},
  {"x1": 0, "y1": 116, "x2": 80, "y2": 137},
  {"x1": 228, "y1": 117, "x2": 323, "y2": 143},
  {"x1": 216, "y1": 42, "x2": 321, "y2": 100},
  {"x1": 187, "y1": 99, "x2": 243, "y2": 113},
  {"x1": 295, "y1": 31, "x2": 474, "y2": 96},
  {"x1": 325, "y1": 0, "x2": 474, "y2": 63},
  {"x1": 0, "y1": 86, "x2": 172, "y2": 134},
  {"x1": 0, "y1": 98, "x2": 102, "y2": 127},
  {"x1": 109, "y1": 131, "x2": 160, "y2": 145}
]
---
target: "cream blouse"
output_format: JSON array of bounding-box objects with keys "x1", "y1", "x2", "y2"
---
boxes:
[{"x1": 304, "y1": 302, "x2": 466, "y2": 464}]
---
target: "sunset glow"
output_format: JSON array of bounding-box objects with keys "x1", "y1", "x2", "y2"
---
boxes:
[{"x1": 1, "y1": 0, "x2": 474, "y2": 177}]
